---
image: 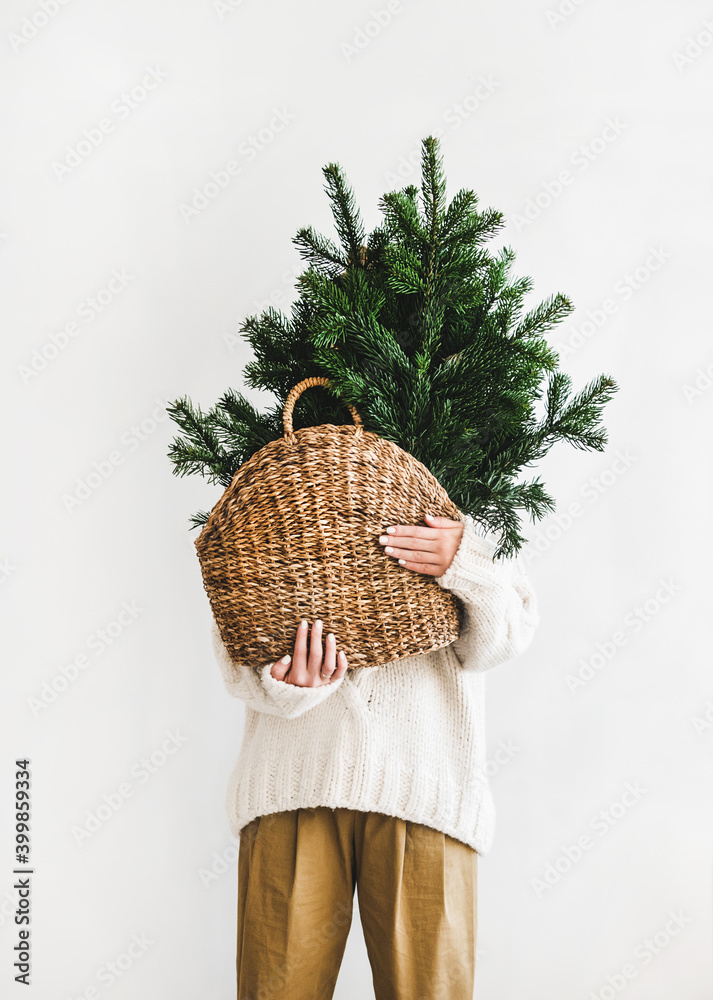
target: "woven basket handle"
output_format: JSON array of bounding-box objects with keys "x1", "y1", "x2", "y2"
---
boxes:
[{"x1": 283, "y1": 376, "x2": 363, "y2": 439}]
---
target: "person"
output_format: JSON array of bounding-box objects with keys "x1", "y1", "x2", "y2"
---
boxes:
[{"x1": 210, "y1": 511, "x2": 539, "y2": 999}]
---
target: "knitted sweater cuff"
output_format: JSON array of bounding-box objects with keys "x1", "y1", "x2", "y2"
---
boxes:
[
  {"x1": 435, "y1": 514, "x2": 502, "y2": 592},
  {"x1": 433, "y1": 514, "x2": 539, "y2": 672},
  {"x1": 211, "y1": 616, "x2": 345, "y2": 719},
  {"x1": 258, "y1": 662, "x2": 345, "y2": 713}
]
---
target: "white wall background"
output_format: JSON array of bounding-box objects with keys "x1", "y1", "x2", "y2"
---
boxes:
[{"x1": 2, "y1": 0, "x2": 712, "y2": 997}]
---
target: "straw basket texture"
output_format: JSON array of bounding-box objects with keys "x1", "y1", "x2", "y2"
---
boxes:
[{"x1": 195, "y1": 376, "x2": 464, "y2": 670}]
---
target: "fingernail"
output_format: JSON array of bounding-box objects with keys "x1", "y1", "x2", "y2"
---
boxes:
[
  {"x1": 327, "y1": 633, "x2": 335, "y2": 642},
  {"x1": 386, "y1": 527, "x2": 396, "y2": 534},
  {"x1": 315, "y1": 619, "x2": 322, "y2": 628},
  {"x1": 281, "y1": 655, "x2": 291, "y2": 664},
  {"x1": 339, "y1": 651, "x2": 346, "y2": 660},
  {"x1": 300, "y1": 620, "x2": 308, "y2": 629}
]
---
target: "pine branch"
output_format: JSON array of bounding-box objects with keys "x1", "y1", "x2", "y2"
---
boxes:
[
  {"x1": 440, "y1": 188, "x2": 479, "y2": 238},
  {"x1": 377, "y1": 189, "x2": 425, "y2": 247},
  {"x1": 467, "y1": 206, "x2": 506, "y2": 245},
  {"x1": 381, "y1": 245, "x2": 424, "y2": 295},
  {"x1": 321, "y1": 162, "x2": 367, "y2": 266},
  {"x1": 545, "y1": 374, "x2": 619, "y2": 450},
  {"x1": 514, "y1": 291, "x2": 574, "y2": 340},
  {"x1": 292, "y1": 226, "x2": 346, "y2": 276},
  {"x1": 188, "y1": 509, "x2": 212, "y2": 530},
  {"x1": 166, "y1": 397, "x2": 232, "y2": 484},
  {"x1": 421, "y1": 135, "x2": 447, "y2": 246}
]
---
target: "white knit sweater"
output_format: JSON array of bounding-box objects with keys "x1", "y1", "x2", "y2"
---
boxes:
[{"x1": 211, "y1": 514, "x2": 539, "y2": 855}]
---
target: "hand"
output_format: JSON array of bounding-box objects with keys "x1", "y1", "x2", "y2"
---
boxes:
[
  {"x1": 270, "y1": 619, "x2": 349, "y2": 687},
  {"x1": 378, "y1": 512, "x2": 465, "y2": 577}
]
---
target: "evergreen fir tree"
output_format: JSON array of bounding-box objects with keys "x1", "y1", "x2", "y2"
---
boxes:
[{"x1": 167, "y1": 135, "x2": 618, "y2": 559}]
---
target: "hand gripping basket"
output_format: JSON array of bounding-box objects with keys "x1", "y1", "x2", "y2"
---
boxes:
[{"x1": 195, "y1": 376, "x2": 464, "y2": 670}]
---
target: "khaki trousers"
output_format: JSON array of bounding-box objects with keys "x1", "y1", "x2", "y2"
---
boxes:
[{"x1": 236, "y1": 806, "x2": 478, "y2": 1000}]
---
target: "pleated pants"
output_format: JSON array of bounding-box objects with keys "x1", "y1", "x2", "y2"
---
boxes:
[{"x1": 236, "y1": 806, "x2": 478, "y2": 1000}]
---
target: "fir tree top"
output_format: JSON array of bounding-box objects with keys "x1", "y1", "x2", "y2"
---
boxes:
[{"x1": 167, "y1": 135, "x2": 618, "y2": 559}]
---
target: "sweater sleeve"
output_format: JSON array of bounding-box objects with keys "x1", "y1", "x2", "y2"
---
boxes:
[
  {"x1": 210, "y1": 616, "x2": 345, "y2": 719},
  {"x1": 434, "y1": 514, "x2": 539, "y2": 672}
]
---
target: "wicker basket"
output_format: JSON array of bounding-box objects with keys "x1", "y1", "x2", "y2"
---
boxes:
[{"x1": 195, "y1": 376, "x2": 464, "y2": 670}]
